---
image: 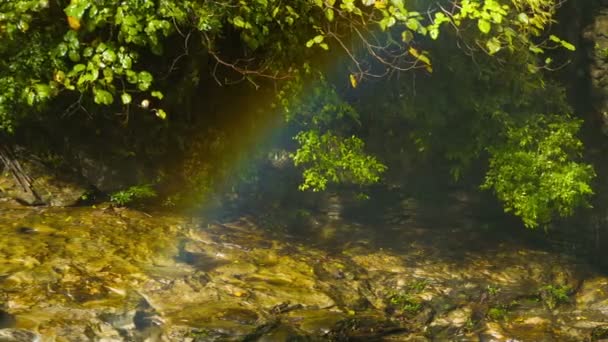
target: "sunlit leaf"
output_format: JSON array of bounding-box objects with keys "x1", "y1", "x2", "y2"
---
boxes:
[
  {"x1": 478, "y1": 19, "x2": 491, "y2": 34},
  {"x1": 349, "y1": 74, "x2": 357, "y2": 88},
  {"x1": 155, "y1": 108, "x2": 167, "y2": 119},
  {"x1": 93, "y1": 88, "x2": 113, "y2": 105},
  {"x1": 121, "y1": 93, "x2": 132, "y2": 105}
]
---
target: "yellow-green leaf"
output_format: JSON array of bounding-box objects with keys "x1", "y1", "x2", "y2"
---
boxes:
[
  {"x1": 155, "y1": 109, "x2": 167, "y2": 119},
  {"x1": 477, "y1": 19, "x2": 491, "y2": 34},
  {"x1": 349, "y1": 74, "x2": 357, "y2": 88}
]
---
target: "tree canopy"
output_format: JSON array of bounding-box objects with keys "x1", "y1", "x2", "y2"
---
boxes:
[{"x1": 0, "y1": 0, "x2": 596, "y2": 228}]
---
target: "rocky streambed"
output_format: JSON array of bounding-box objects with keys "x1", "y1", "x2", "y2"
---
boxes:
[{"x1": 0, "y1": 200, "x2": 607, "y2": 341}]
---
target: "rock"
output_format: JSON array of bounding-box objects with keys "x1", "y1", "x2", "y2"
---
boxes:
[
  {"x1": 427, "y1": 306, "x2": 473, "y2": 338},
  {"x1": 0, "y1": 311, "x2": 15, "y2": 329},
  {"x1": 446, "y1": 306, "x2": 472, "y2": 326},
  {"x1": 479, "y1": 322, "x2": 509, "y2": 341},
  {"x1": 292, "y1": 309, "x2": 345, "y2": 336},
  {"x1": 576, "y1": 277, "x2": 608, "y2": 308},
  {"x1": 74, "y1": 150, "x2": 141, "y2": 193},
  {"x1": 0, "y1": 155, "x2": 88, "y2": 207},
  {"x1": 0, "y1": 329, "x2": 40, "y2": 342},
  {"x1": 256, "y1": 324, "x2": 303, "y2": 342}
]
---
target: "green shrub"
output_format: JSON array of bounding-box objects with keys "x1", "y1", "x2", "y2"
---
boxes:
[
  {"x1": 387, "y1": 279, "x2": 428, "y2": 315},
  {"x1": 110, "y1": 184, "x2": 156, "y2": 206},
  {"x1": 539, "y1": 284, "x2": 571, "y2": 309},
  {"x1": 487, "y1": 306, "x2": 509, "y2": 321}
]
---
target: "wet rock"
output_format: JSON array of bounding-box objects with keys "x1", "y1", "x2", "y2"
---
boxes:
[
  {"x1": 0, "y1": 156, "x2": 89, "y2": 207},
  {"x1": 429, "y1": 305, "x2": 472, "y2": 334},
  {"x1": 576, "y1": 277, "x2": 608, "y2": 313},
  {"x1": 326, "y1": 316, "x2": 407, "y2": 340},
  {"x1": 83, "y1": 321, "x2": 123, "y2": 341},
  {"x1": 255, "y1": 324, "x2": 307, "y2": 342},
  {"x1": 74, "y1": 151, "x2": 140, "y2": 193},
  {"x1": 15, "y1": 227, "x2": 36, "y2": 235},
  {"x1": 0, "y1": 311, "x2": 15, "y2": 329},
  {"x1": 133, "y1": 310, "x2": 164, "y2": 331},
  {"x1": 410, "y1": 306, "x2": 434, "y2": 327},
  {"x1": 592, "y1": 325, "x2": 608, "y2": 340},
  {"x1": 0, "y1": 329, "x2": 40, "y2": 342},
  {"x1": 291, "y1": 310, "x2": 345, "y2": 336},
  {"x1": 270, "y1": 302, "x2": 303, "y2": 315},
  {"x1": 479, "y1": 322, "x2": 509, "y2": 341}
]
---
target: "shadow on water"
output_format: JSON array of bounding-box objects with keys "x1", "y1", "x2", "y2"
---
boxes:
[
  {"x1": 253, "y1": 191, "x2": 528, "y2": 261},
  {"x1": 228, "y1": 185, "x2": 557, "y2": 270}
]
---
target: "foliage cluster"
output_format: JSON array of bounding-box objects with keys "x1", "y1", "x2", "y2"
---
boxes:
[
  {"x1": 487, "y1": 305, "x2": 509, "y2": 321},
  {"x1": 110, "y1": 184, "x2": 156, "y2": 206},
  {"x1": 539, "y1": 284, "x2": 571, "y2": 309},
  {"x1": 0, "y1": 0, "x2": 597, "y2": 228},
  {"x1": 483, "y1": 115, "x2": 595, "y2": 227},
  {"x1": 0, "y1": 0, "x2": 571, "y2": 129},
  {"x1": 387, "y1": 279, "x2": 428, "y2": 315},
  {"x1": 351, "y1": 31, "x2": 594, "y2": 228}
]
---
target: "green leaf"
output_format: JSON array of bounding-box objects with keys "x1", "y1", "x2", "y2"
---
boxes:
[
  {"x1": 68, "y1": 51, "x2": 80, "y2": 62},
  {"x1": 477, "y1": 19, "x2": 491, "y2": 34},
  {"x1": 486, "y1": 37, "x2": 501, "y2": 55},
  {"x1": 121, "y1": 93, "x2": 132, "y2": 105},
  {"x1": 155, "y1": 109, "x2": 167, "y2": 119},
  {"x1": 405, "y1": 18, "x2": 419, "y2": 31},
  {"x1": 560, "y1": 40, "x2": 576, "y2": 51},
  {"x1": 73, "y1": 64, "x2": 86, "y2": 73},
  {"x1": 379, "y1": 16, "x2": 396, "y2": 30},
  {"x1": 101, "y1": 49, "x2": 117, "y2": 63},
  {"x1": 325, "y1": 8, "x2": 334, "y2": 22},
  {"x1": 64, "y1": 0, "x2": 91, "y2": 19},
  {"x1": 137, "y1": 71, "x2": 153, "y2": 91},
  {"x1": 401, "y1": 30, "x2": 414, "y2": 43},
  {"x1": 528, "y1": 45, "x2": 544, "y2": 54},
  {"x1": 151, "y1": 90, "x2": 164, "y2": 99},
  {"x1": 34, "y1": 83, "x2": 52, "y2": 100},
  {"x1": 517, "y1": 13, "x2": 530, "y2": 25},
  {"x1": 233, "y1": 16, "x2": 246, "y2": 28},
  {"x1": 93, "y1": 88, "x2": 113, "y2": 105}
]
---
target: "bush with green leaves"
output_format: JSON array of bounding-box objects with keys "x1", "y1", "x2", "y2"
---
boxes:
[
  {"x1": 292, "y1": 130, "x2": 386, "y2": 191},
  {"x1": 539, "y1": 284, "x2": 571, "y2": 309},
  {"x1": 110, "y1": 184, "x2": 157, "y2": 206},
  {"x1": 483, "y1": 115, "x2": 595, "y2": 228}
]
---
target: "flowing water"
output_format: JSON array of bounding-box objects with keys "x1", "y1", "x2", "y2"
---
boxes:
[{"x1": 0, "y1": 196, "x2": 607, "y2": 341}]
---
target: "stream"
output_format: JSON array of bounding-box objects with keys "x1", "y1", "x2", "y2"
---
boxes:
[{"x1": 0, "y1": 194, "x2": 607, "y2": 341}]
